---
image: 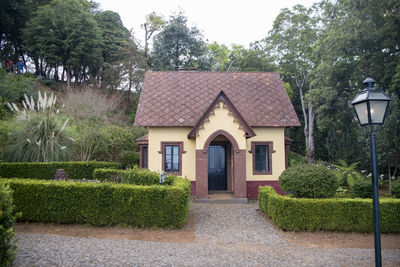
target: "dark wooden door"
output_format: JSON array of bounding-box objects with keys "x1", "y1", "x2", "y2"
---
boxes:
[{"x1": 208, "y1": 145, "x2": 227, "y2": 191}]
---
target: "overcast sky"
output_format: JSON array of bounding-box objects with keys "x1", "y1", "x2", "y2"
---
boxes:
[{"x1": 96, "y1": 0, "x2": 317, "y2": 48}]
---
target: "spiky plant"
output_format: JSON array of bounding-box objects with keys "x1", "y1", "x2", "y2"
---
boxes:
[{"x1": 6, "y1": 91, "x2": 72, "y2": 162}]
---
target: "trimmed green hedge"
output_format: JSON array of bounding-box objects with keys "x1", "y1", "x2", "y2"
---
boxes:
[
  {"x1": 259, "y1": 186, "x2": 400, "y2": 233},
  {"x1": 0, "y1": 161, "x2": 120, "y2": 180},
  {"x1": 0, "y1": 182, "x2": 17, "y2": 266},
  {"x1": 93, "y1": 167, "x2": 171, "y2": 185},
  {"x1": 1, "y1": 177, "x2": 190, "y2": 229}
]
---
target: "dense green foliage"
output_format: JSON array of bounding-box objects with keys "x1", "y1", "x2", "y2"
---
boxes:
[
  {"x1": 279, "y1": 164, "x2": 338, "y2": 198},
  {"x1": 0, "y1": 161, "x2": 119, "y2": 180},
  {"x1": 0, "y1": 183, "x2": 17, "y2": 267},
  {"x1": 152, "y1": 12, "x2": 205, "y2": 70},
  {"x1": 333, "y1": 160, "x2": 364, "y2": 187},
  {"x1": 93, "y1": 167, "x2": 175, "y2": 185},
  {"x1": 23, "y1": 0, "x2": 101, "y2": 85},
  {"x1": 287, "y1": 151, "x2": 306, "y2": 167},
  {"x1": 2, "y1": 177, "x2": 190, "y2": 228},
  {"x1": 0, "y1": 70, "x2": 35, "y2": 103},
  {"x1": 259, "y1": 186, "x2": 400, "y2": 232},
  {"x1": 390, "y1": 179, "x2": 400, "y2": 198},
  {"x1": 352, "y1": 179, "x2": 373, "y2": 198}
]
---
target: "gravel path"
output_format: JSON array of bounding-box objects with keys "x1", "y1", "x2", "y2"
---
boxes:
[{"x1": 15, "y1": 201, "x2": 400, "y2": 266}]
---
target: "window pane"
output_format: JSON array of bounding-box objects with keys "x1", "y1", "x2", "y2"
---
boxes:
[
  {"x1": 173, "y1": 153, "x2": 179, "y2": 170},
  {"x1": 173, "y1": 146, "x2": 179, "y2": 155},
  {"x1": 255, "y1": 145, "x2": 269, "y2": 172},
  {"x1": 165, "y1": 145, "x2": 180, "y2": 172},
  {"x1": 165, "y1": 153, "x2": 171, "y2": 170}
]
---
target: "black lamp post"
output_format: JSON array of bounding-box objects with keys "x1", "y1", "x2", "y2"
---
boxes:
[{"x1": 351, "y1": 77, "x2": 391, "y2": 267}]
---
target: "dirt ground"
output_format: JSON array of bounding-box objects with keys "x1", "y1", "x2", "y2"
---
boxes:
[{"x1": 15, "y1": 209, "x2": 400, "y2": 249}]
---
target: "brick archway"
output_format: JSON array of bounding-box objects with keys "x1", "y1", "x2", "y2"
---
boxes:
[
  {"x1": 202, "y1": 129, "x2": 240, "y2": 152},
  {"x1": 196, "y1": 129, "x2": 247, "y2": 200}
]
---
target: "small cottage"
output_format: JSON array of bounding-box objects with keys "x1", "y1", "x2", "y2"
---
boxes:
[{"x1": 134, "y1": 71, "x2": 300, "y2": 200}]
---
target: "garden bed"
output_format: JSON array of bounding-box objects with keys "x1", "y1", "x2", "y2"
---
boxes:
[{"x1": 258, "y1": 186, "x2": 400, "y2": 233}]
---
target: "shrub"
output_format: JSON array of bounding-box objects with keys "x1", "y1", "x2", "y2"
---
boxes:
[
  {"x1": 6, "y1": 91, "x2": 72, "y2": 162},
  {"x1": 0, "y1": 70, "x2": 35, "y2": 103},
  {"x1": 390, "y1": 179, "x2": 400, "y2": 198},
  {"x1": 0, "y1": 161, "x2": 120, "y2": 180},
  {"x1": 62, "y1": 86, "x2": 121, "y2": 121},
  {"x1": 333, "y1": 160, "x2": 363, "y2": 187},
  {"x1": 279, "y1": 164, "x2": 338, "y2": 198},
  {"x1": 71, "y1": 122, "x2": 145, "y2": 166},
  {"x1": 0, "y1": 120, "x2": 15, "y2": 161},
  {"x1": 353, "y1": 179, "x2": 373, "y2": 198},
  {"x1": 2, "y1": 177, "x2": 190, "y2": 228},
  {"x1": 288, "y1": 151, "x2": 306, "y2": 167},
  {"x1": 93, "y1": 167, "x2": 173, "y2": 185},
  {"x1": 259, "y1": 186, "x2": 400, "y2": 232},
  {"x1": 0, "y1": 182, "x2": 18, "y2": 266},
  {"x1": 120, "y1": 151, "x2": 140, "y2": 169}
]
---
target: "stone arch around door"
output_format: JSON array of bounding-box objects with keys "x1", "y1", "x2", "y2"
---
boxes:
[{"x1": 195, "y1": 129, "x2": 247, "y2": 200}]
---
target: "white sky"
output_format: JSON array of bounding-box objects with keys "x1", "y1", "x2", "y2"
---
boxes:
[{"x1": 96, "y1": 0, "x2": 317, "y2": 48}]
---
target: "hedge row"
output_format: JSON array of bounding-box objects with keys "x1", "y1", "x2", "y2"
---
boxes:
[
  {"x1": 0, "y1": 182, "x2": 17, "y2": 266},
  {"x1": 0, "y1": 161, "x2": 120, "y2": 180},
  {"x1": 1, "y1": 177, "x2": 191, "y2": 229},
  {"x1": 93, "y1": 167, "x2": 172, "y2": 185},
  {"x1": 259, "y1": 186, "x2": 400, "y2": 233}
]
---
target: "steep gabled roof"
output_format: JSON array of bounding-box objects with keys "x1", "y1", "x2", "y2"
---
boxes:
[
  {"x1": 134, "y1": 71, "x2": 300, "y2": 127},
  {"x1": 188, "y1": 90, "x2": 256, "y2": 138}
]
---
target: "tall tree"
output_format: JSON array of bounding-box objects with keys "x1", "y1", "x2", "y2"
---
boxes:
[
  {"x1": 94, "y1": 10, "x2": 130, "y2": 90},
  {"x1": 23, "y1": 0, "x2": 101, "y2": 88},
  {"x1": 267, "y1": 5, "x2": 319, "y2": 163},
  {"x1": 0, "y1": 0, "x2": 51, "y2": 64},
  {"x1": 141, "y1": 12, "x2": 166, "y2": 60},
  {"x1": 310, "y1": 0, "x2": 400, "y2": 169},
  {"x1": 151, "y1": 12, "x2": 206, "y2": 70}
]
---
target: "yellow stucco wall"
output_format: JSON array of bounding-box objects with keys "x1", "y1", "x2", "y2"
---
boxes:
[
  {"x1": 246, "y1": 127, "x2": 285, "y2": 181},
  {"x1": 148, "y1": 127, "x2": 196, "y2": 181},
  {"x1": 146, "y1": 108, "x2": 286, "y2": 182},
  {"x1": 196, "y1": 102, "x2": 247, "y2": 150}
]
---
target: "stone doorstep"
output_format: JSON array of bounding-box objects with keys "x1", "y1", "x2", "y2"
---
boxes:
[{"x1": 195, "y1": 191, "x2": 248, "y2": 204}]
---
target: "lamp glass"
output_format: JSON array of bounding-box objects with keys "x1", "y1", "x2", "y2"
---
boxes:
[
  {"x1": 354, "y1": 101, "x2": 369, "y2": 125},
  {"x1": 370, "y1": 100, "x2": 388, "y2": 124}
]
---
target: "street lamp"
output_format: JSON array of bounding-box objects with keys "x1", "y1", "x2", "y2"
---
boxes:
[{"x1": 351, "y1": 77, "x2": 391, "y2": 267}]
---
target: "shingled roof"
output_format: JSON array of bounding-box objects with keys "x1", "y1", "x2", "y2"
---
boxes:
[{"x1": 134, "y1": 71, "x2": 300, "y2": 127}]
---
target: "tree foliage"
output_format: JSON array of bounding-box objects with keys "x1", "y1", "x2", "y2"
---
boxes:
[
  {"x1": 151, "y1": 12, "x2": 206, "y2": 70},
  {"x1": 23, "y1": 0, "x2": 101, "y2": 87}
]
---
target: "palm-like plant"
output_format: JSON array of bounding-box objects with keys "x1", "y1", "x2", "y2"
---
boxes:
[{"x1": 6, "y1": 92, "x2": 72, "y2": 162}]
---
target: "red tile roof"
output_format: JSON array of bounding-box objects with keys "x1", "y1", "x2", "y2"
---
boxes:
[{"x1": 134, "y1": 71, "x2": 300, "y2": 127}]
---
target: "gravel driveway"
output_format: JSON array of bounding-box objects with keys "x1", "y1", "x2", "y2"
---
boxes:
[{"x1": 15, "y1": 201, "x2": 400, "y2": 266}]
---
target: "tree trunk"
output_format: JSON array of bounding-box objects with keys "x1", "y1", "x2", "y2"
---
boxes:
[
  {"x1": 297, "y1": 73, "x2": 315, "y2": 164},
  {"x1": 306, "y1": 100, "x2": 315, "y2": 163},
  {"x1": 34, "y1": 58, "x2": 40, "y2": 76},
  {"x1": 66, "y1": 67, "x2": 71, "y2": 90},
  {"x1": 144, "y1": 24, "x2": 149, "y2": 59},
  {"x1": 61, "y1": 67, "x2": 65, "y2": 81}
]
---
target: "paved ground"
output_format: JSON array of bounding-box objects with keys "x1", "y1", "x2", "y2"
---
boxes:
[{"x1": 15, "y1": 201, "x2": 400, "y2": 266}]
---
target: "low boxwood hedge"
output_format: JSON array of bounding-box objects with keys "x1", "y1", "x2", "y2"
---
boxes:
[
  {"x1": 0, "y1": 182, "x2": 18, "y2": 266},
  {"x1": 93, "y1": 167, "x2": 171, "y2": 185},
  {"x1": 0, "y1": 161, "x2": 120, "y2": 180},
  {"x1": 259, "y1": 186, "x2": 400, "y2": 233},
  {"x1": 1, "y1": 176, "x2": 190, "y2": 229}
]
